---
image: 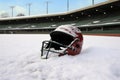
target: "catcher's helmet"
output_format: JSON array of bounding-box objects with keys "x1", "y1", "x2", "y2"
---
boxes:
[{"x1": 41, "y1": 25, "x2": 83, "y2": 59}]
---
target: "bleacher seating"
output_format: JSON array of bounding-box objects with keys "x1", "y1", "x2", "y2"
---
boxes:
[
  {"x1": 0, "y1": 0, "x2": 120, "y2": 34},
  {"x1": 0, "y1": 13, "x2": 120, "y2": 30}
]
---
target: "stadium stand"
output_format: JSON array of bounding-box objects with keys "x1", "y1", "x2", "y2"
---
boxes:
[{"x1": 0, "y1": 0, "x2": 120, "y2": 34}]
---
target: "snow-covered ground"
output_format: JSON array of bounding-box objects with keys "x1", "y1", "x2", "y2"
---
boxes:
[{"x1": 0, "y1": 34, "x2": 120, "y2": 80}]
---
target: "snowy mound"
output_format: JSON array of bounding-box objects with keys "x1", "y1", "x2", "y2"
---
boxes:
[{"x1": 0, "y1": 34, "x2": 120, "y2": 80}]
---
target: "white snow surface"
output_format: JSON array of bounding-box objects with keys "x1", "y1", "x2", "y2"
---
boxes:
[{"x1": 0, "y1": 34, "x2": 120, "y2": 80}]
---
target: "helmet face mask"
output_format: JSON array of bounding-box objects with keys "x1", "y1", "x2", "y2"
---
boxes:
[
  {"x1": 41, "y1": 40, "x2": 67, "y2": 59},
  {"x1": 41, "y1": 25, "x2": 83, "y2": 59}
]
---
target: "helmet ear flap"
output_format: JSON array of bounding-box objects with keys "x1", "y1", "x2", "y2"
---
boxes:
[
  {"x1": 75, "y1": 44, "x2": 80, "y2": 48},
  {"x1": 66, "y1": 38, "x2": 82, "y2": 55}
]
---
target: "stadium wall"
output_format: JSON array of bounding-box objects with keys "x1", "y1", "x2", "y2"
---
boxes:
[{"x1": 0, "y1": 0, "x2": 120, "y2": 35}]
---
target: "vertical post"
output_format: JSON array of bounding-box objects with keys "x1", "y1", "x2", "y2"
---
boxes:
[
  {"x1": 10, "y1": 6, "x2": 15, "y2": 17},
  {"x1": 92, "y1": 0, "x2": 94, "y2": 5},
  {"x1": 67, "y1": 0, "x2": 69, "y2": 11},
  {"x1": 46, "y1": 1, "x2": 48, "y2": 14},
  {"x1": 45, "y1": 1, "x2": 50, "y2": 14},
  {"x1": 28, "y1": 3, "x2": 32, "y2": 16}
]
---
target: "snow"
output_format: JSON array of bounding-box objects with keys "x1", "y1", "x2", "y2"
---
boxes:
[{"x1": 0, "y1": 34, "x2": 120, "y2": 80}]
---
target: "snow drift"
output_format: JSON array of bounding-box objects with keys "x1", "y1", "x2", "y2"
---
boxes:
[{"x1": 0, "y1": 34, "x2": 120, "y2": 80}]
